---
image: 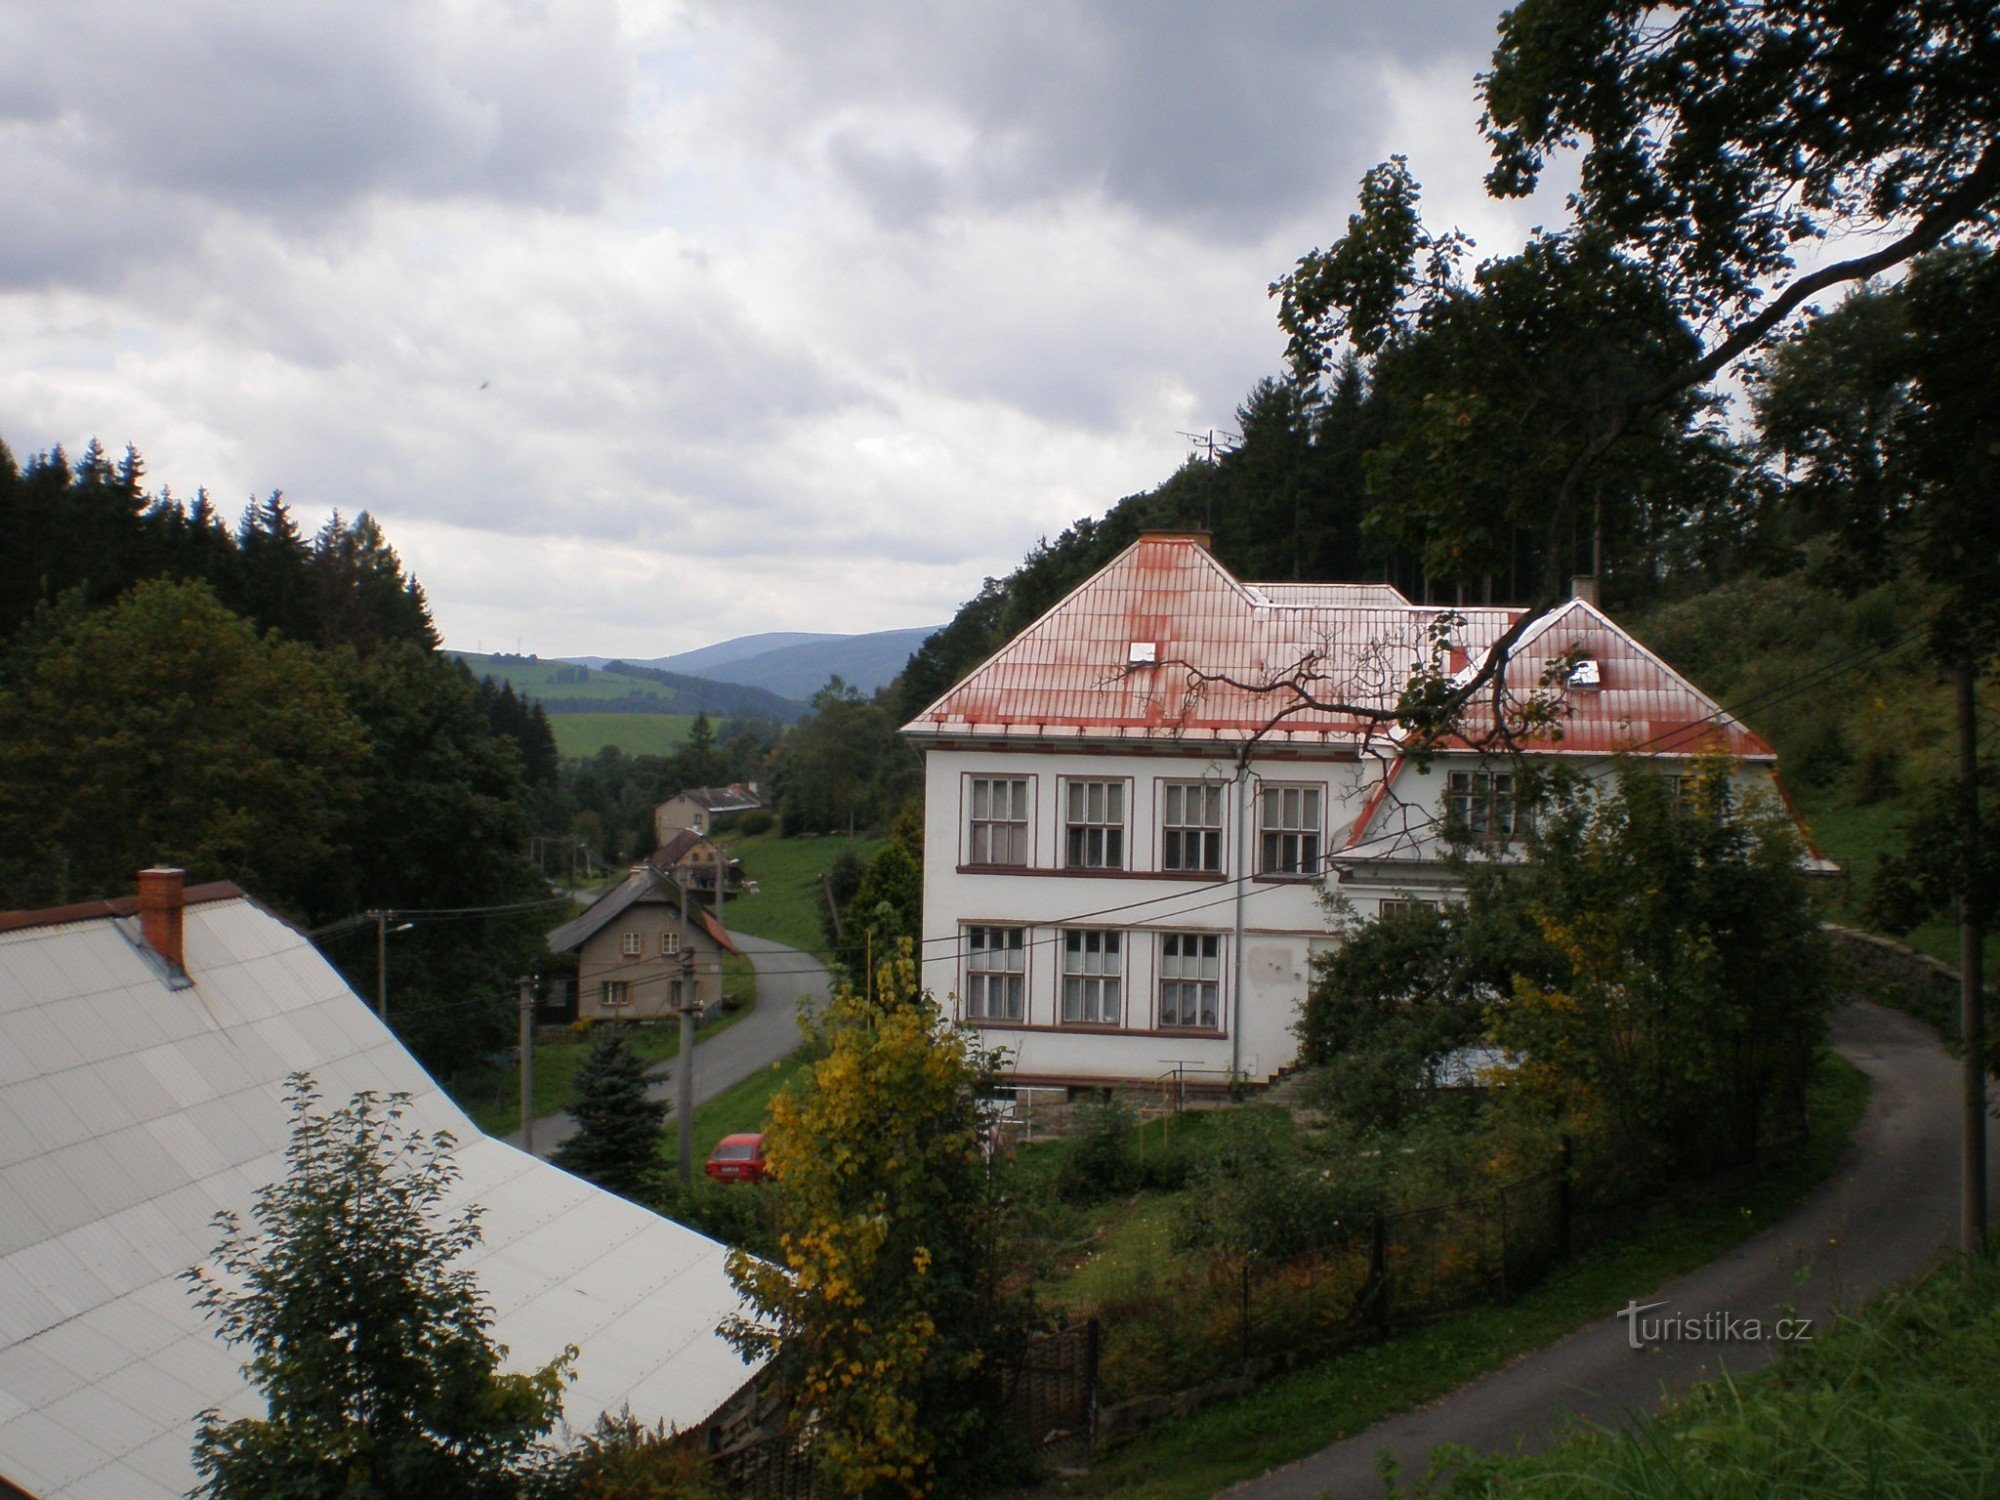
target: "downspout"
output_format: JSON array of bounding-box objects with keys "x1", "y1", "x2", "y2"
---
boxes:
[{"x1": 1232, "y1": 761, "x2": 1249, "y2": 1086}]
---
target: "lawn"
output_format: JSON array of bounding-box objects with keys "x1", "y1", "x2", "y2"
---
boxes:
[
  {"x1": 546, "y1": 711, "x2": 697, "y2": 758},
  {"x1": 452, "y1": 953, "x2": 757, "y2": 1136},
  {"x1": 1020, "y1": 1053, "x2": 1871, "y2": 1500},
  {"x1": 720, "y1": 829, "x2": 882, "y2": 952},
  {"x1": 1793, "y1": 793, "x2": 1996, "y2": 973}
]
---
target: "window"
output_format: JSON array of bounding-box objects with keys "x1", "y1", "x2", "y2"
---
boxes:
[
  {"x1": 661, "y1": 930, "x2": 682, "y2": 956},
  {"x1": 1258, "y1": 784, "x2": 1322, "y2": 875},
  {"x1": 1060, "y1": 930, "x2": 1122, "y2": 1024},
  {"x1": 1446, "y1": 770, "x2": 1520, "y2": 839},
  {"x1": 1160, "y1": 781, "x2": 1224, "y2": 873},
  {"x1": 964, "y1": 926, "x2": 1026, "y2": 1022},
  {"x1": 620, "y1": 931, "x2": 642, "y2": 957},
  {"x1": 1064, "y1": 780, "x2": 1126, "y2": 869},
  {"x1": 967, "y1": 776, "x2": 1030, "y2": 865},
  {"x1": 1378, "y1": 897, "x2": 1438, "y2": 918},
  {"x1": 601, "y1": 980, "x2": 630, "y2": 1008},
  {"x1": 1158, "y1": 932, "x2": 1221, "y2": 1029}
]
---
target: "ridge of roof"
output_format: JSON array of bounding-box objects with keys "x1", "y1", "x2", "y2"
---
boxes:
[
  {"x1": 0, "y1": 881, "x2": 246, "y2": 936},
  {"x1": 546, "y1": 868, "x2": 681, "y2": 953}
]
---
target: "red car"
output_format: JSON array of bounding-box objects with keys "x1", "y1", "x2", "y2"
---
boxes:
[{"x1": 705, "y1": 1132, "x2": 770, "y2": 1184}]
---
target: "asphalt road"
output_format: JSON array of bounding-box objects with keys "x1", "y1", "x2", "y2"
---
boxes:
[
  {"x1": 500, "y1": 931, "x2": 830, "y2": 1157},
  {"x1": 1223, "y1": 1002, "x2": 2000, "y2": 1499}
]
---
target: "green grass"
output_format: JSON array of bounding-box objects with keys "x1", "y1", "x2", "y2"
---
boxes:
[
  {"x1": 1440, "y1": 1255, "x2": 2000, "y2": 1497},
  {"x1": 681, "y1": 1047, "x2": 812, "y2": 1163},
  {"x1": 453, "y1": 984, "x2": 756, "y2": 1137},
  {"x1": 1033, "y1": 1053, "x2": 1871, "y2": 1500},
  {"x1": 721, "y1": 830, "x2": 882, "y2": 952},
  {"x1": 545, "y1": 711, "x2": 696, "y2": 758}
]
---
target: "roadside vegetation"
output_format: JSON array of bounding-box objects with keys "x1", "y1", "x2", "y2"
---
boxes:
[{"x1": 1422, "y1": 1252, "x2": 2000, "y2": 1499}]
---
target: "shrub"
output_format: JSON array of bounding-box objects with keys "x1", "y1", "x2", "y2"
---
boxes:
[
  {"x1": 1055, "y1": 1097, "x2": 1140, "y2": 1202},
  {"x1": 1177, "y1": 1114, "x2": 1387, "y2": 1260}
]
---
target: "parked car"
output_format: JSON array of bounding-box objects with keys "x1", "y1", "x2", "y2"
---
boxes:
[{"x1": 705, "y1": 1132, "x2": 770, "y2": 1184}]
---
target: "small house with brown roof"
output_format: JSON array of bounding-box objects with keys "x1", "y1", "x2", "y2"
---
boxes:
[
  {"x1": 654, "y1": 782, "x2": 765, "y2": 843},
  {"x1": 548, "y1": 867, "x2": 740, "y2": 1022}
]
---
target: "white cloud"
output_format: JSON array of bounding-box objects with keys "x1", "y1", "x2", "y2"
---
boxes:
[{"x1": 0, "y1": 0, "x2": 1530, "y2": 659}]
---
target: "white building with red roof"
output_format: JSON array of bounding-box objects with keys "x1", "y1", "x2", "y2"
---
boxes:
[{"x1": 900, "y1": 531, "x2": 1807, "y2": 1092}]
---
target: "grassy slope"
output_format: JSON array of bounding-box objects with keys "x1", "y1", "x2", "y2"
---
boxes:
[
  {"x1": 1037, "y1": 1054, "x2": 1870, "y2": 1500},
  {"x1": 720, "y1": 829, "x2": 883, "y2": 953},
  {"x1": 546, "y1": 711, "x2": 696, "y2": 758},
  {"x1": 1625, "y1": 573, "x2": 1996, "y2": 973},
  {"x1": 1441, "y1": 1255, "x2": 2000, "y2": 1497}
]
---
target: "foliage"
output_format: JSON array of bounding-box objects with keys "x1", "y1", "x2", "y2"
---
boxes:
[
  {"x1": 186, "y1": 1076, "x2": 571, "y2": 1497},
  {"x1": 532, "y1": 1411, "x2": 721, "y2": 1500},
  {"x1": 1296, "y1": 901, "x2": 1494, "y2": 1130},
  {"x1": 1485, "y1": 761, "x2": 1834, "y2": 1181},
  {"x1": 1426, "y1": 1255, "x2": 2000, "y2": 1498},
  {"x1": 1756, "y1": 246, "x2": 2000, "y2": 665},
  {"x1": 1175, "y1": 1113, "x2": 1388, "y2": 1261},
  {"x1": 774, "y1": 676, "x2": 917, "y2": 837},
  {"x1": 1053, "y1": 1097, "x2": 1143, "y2": 1203},
  {"x1": 842, "y1": 840, "x2": 923, "y2": 977},
  {"x1": 553, "y1": 1029, "x2": 669, "y2": 1202},
  {"x1": 723, "y1": 949, "x2": 1021, "y2": 1497},
  {"x1": 647, "y1": 1172, "x2": 781, "y2": 1259},
  {"x1": 0, "y1": 578, "x2": 368, "y2": 913}
]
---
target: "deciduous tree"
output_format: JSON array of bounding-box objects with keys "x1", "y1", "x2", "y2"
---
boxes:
[
  {"x1": 187, "y1": 1076, "x2": 572, "y2": 1498},
  {"x1": 723, "y1": 951, "x2": 1018, "y2": 1497}
]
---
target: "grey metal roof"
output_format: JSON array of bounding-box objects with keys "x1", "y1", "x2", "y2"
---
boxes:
[
  {"x1": 0, "y1": 895, "x2": 762, "y2": 1499},
  {"x1": 545, "y1": 868, "x2": 679, "y2": 954}
]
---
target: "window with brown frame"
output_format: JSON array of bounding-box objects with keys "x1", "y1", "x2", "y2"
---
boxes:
[
  {"x1": 967, "y1": 776, "x2": 1031, "y2": 865},
  {"x1": 1258, "y1": 784, "x2": 1322, "y2": 876},
  {"x1": 963, "y1": 925, "x2": 1026, "y2": 1022},
  {"x1": 1158, "y1": 932, "x2": 1221, "y2": 1029},
  {"x1": 1063, "y1": 779, "x2": 1126, "y2": 870},
  {"x1": 1060, "y1": 929, "x2": 1122, "y2": 1024},
  {"x1": 1446, "y1": 770, "x2": 1521, "y2": 839},
  {"x1": 1160, "y1": 781, "x2": 1225, "y2": 874}
]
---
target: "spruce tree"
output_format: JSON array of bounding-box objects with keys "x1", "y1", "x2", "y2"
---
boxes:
[{"x1": 553, "y1": 1029, "x2": 668, "y2": 1201}]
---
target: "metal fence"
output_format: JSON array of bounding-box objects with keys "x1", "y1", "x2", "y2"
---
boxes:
[{"x1": 1089, "y1": 1157, "x2": 1572, "y2": 1407}]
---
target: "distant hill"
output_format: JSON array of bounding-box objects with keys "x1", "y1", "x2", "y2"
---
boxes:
[
  {"x1": 450, "y1": 652, "x2": 804, "y2": 724},
  {"x1": 564, "y1": 625, "x2": 941, "y2": 701}
]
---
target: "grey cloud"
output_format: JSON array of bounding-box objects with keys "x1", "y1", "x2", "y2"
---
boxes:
[
  {"x1": 0, "y1": 1, "x2": 632, "y2": 291},
  {"x1": 732, "y1": 0, "x2": 1509, "y2": 241}
]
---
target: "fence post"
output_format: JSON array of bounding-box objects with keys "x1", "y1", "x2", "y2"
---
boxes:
[
  {"x1": 1557, "y1": 1134, "x2": 1574, "y2": 1261},
  {"x1": 1085, "y1": 1317, "x2": 1101, "y2": 1448},
  {"x1": 1240, "y1": 1255, "x2": 1253, "y2": 1363},
  {"x1": 1364, "y1": 1213, "x2": 1388, "y2": 1331}
]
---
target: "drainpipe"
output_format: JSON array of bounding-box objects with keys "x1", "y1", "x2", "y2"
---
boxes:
[{"x1": 1232, "y1": 764, "x2": 1249, "y2": 1085}]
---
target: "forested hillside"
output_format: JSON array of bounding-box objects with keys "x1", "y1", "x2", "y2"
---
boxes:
[
  {"x1": 0, "y1": 439, "x2": 561, "y2": 1070},
  {"x1": 799, "y1": 255, "x2": 1995, "y2": 975}
]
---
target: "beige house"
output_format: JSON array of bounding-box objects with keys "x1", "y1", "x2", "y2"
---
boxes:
[
  {"x1": 649, "y1": 828, "x2": 738, "y2": 893},
  {"x1": 653, "y1": 782, "x2": 764, "y2": 842},
  {"x1": 548, "y1": 867, "x2": 740, "y2": 1022}
]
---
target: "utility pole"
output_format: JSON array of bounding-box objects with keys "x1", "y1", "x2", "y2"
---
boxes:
[
  {"x1": 676, "y1": 946, "x2": 697, "y2": 1188},
  {"x1": 374, "y1": 910, "x2": 388, "y2": 1019},
  {"x1": 1958, "y1": 657, "x2": 1987, "y2": 1261},
  {"x1": 518, "y1": 976, "x2": 536, "y2": 1155}
]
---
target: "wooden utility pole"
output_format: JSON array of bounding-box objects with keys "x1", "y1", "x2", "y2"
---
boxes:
[
  {"x1": 1958, "y1": 657, "x2": 1987, "y2": 1260},
  {"x1": 518, "y1": 976, "x2": 536, "y2": 1155},
  {"x1": 676, "y1": 948, "x2": 697, "y2": 1188}
]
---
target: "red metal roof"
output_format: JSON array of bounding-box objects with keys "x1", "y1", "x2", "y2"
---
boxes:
[{"x1": 902, "y1": 534, "x2": 1773, "y2": 759}]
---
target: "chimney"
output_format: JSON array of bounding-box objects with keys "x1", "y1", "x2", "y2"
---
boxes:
[
  {"x1": 137, "y1": 867, "x2": 186, "y2": 970},
  {"x1": 1570, "y1": 574, "x2": 1600, "y2": 606}
]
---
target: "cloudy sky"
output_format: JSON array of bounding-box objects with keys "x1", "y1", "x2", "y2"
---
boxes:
[{"x1": 2, "y1": 0, "x2": 1550, "y2": 658}]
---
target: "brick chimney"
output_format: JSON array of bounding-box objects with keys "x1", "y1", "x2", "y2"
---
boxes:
[
  {"x1": 1571, "y1": 574, "x2": 1601, "y2": 606},
  {"x1": 137, "y1": 867, "x2": 186, "y2": 969}
]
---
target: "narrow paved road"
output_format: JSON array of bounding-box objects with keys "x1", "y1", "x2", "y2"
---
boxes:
[
  {"x1": 1226, "y1": 1002, "x2": 2000, "y2": 1499},
  {"x1": 500, "y1": 932, "x2": 830, "y2": 1157}
]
